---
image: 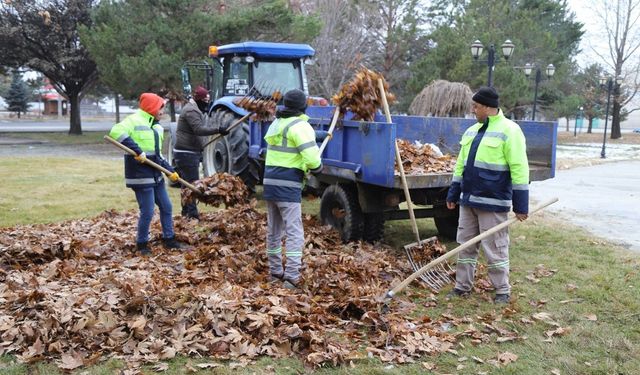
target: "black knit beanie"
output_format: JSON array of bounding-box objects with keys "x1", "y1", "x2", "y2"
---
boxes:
[
  {"x1": 472, "y1": 86, "x2": 499, "y2": 108},
  {"x1": 283, "y1": 89, "x2": 307, "y2": 111}
]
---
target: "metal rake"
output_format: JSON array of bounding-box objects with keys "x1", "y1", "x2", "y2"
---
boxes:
[{"x1": 404, "y1": 237, "x2": 455, "y2": 291}]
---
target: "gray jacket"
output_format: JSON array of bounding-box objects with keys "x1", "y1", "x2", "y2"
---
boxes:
[{"x1": 174, "y1": 99, "x2": 220, "y2": 152}]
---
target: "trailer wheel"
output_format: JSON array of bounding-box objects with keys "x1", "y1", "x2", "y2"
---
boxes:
[
  {"x1": 203, "y1": 109, "x2": 261, "y2": 192},
  {"x1": 320, "y1": 184, "x2": 363, "y2": 242},
  {"x1": 434, "y1": 213, "x2": 459, "y2": 240},
  {"x1": 363, "y1": 212, "x2": 385, "y2": 243}
]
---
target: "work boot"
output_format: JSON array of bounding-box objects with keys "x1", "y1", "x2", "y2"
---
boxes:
[
  {"x1": 162, "y1": 237, "x2": 188, "y2": 250},
  {"x1": 136, "y1": 242, "x2": 151, "y2": 256},
  {"x1": 269, "y1": 273, "x2": 283, "y2": 284},
  {"x1": 494, "y1": 294, "x2": 511, "y2": 304},
  {"x1": 282, "y1": 278, "x2": 300, "y2": 290},
  {"x1": 446, "y1": 288, "x2": 470, "y2": 299}
]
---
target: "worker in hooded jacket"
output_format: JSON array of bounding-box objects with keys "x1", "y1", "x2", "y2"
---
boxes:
[
  {"x1": 263, "y1": 89, "x2": 324, "y2": 289},
  {"x1": 109, "y1": 93, "x2": 187, "y2": 255},
  {"x1": 174, "y1": 86, "x2": 229, "y2": 219},
  {"x1": 446, "y1": 86, "x2": 529, "y2": 304}
]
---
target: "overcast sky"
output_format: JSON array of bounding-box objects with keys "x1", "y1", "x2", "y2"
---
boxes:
[{"x1": 566, "y1": 0, "x2": 611, "y2": 70}]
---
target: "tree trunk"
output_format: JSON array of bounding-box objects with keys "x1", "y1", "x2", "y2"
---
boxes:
[
  {"x1": 169, "y1": 99, "x2": 176, "y2": 122},
  {"x1": 587, "y1": 117, "x2": 593, "y2": 133},
  {"x1": 611, "y1": 99, "x2": 622, "y2": 139},
  {"x1": 566, "y1": 118, "x2": 569, "y2": 131},
  {"x1": 115, "y1": 93, "x2": 120, "y2": 123},
  {"x1": 68, "y1": 93, "x2": 82, "y2": 135}
]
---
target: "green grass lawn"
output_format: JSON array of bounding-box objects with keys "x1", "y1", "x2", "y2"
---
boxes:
[{"x1": 0, "y1": 150, "x2": 638, "y2": 374}]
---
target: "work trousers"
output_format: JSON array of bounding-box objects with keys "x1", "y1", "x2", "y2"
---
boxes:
[
  {"x1": 133, "y1": 183, "x2": 174, "y2": 244},
  {"x1": 454, "y1": 205, "x2": 511, "y2": 295},
  {"x1": 174, "y1": 151, "x2": 201, "y2": 219},
  {"x1": 265, "y1": 200, "x2": 304, "y2": 283}
]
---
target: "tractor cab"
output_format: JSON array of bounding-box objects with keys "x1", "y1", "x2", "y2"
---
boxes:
[
  {"x1": 174, "y1": 41, "x2": 320, "y2": 191},
  {"x1": 181, "y1": 41, "x2": 317, "y2": 116}
]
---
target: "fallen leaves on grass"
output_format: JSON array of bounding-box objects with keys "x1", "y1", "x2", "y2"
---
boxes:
[
  {"x1": 0, "y1": 203, "x2": 457, "y2": 370},
  {"x1": 181, "y1": 173, "x2": 249, "y2": 207},
  {"x1": 526, "y1": 264, "x2": 557, "y2": 283},
  {"x1": 396, "y1": 139, "x2": 457, "y2": 175}
]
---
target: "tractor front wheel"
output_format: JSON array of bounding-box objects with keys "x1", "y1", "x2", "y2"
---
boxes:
[{"x1": 203, "y1": 109, "x2": 261, "y2": 191}]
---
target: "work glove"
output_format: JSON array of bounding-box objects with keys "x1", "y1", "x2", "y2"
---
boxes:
[
  {"x1": 315, "y1": 130, "x2": 331, "y2": 142},
  {"x1": 168, "y1": 172, "x2": 180, "y2": 182},
  {"x1": 134, "y1": 152, "x2": 147, "y2": 163},
  {"x1": 218, "y1": 123, "x2": 230, "y2": 136}
]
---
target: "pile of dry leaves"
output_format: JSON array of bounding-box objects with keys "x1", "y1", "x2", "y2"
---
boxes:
[
  {"x1": 0, "y1": 202, "x2": 460, "y2": 371},
  {"x1": 181, "y1": 173, "x2": 249, "y2": 207},
  {"x1": 396, "y1": 139, "x2": 457, "y2": 175},
  {"x1": 332, "y1": 67, "x2": 396, "y2": 121}
]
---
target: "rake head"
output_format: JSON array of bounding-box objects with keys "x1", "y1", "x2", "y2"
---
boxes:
[{"x1": 404, "y1": 236, "x2": 455, "y2": 291}]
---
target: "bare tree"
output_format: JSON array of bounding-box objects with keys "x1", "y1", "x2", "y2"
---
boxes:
[
  {"x1": 306, "y1": 0, "x2": 376, "y2": 99},
  {"x1": 591, "y1": 0, "x2": 640, "y2": 138},
  {"x1": 0, "y1": 0, "x2": 99, "y2": 135}
]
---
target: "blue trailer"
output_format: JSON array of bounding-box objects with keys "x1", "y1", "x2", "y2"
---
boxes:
[
  {"x1": 249, "y1": 106, "x2": 557, "y2": 241},
  {"x1": 177, "y1": 41, "x2": 557, "y2": 241}
]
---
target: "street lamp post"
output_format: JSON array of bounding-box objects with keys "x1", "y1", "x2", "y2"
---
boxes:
[
  {"x1": 470, "y1": 39, "x2": 515, "y2": 87},
  {"x1": 599, "y1": 75, "x2": 623, "y2": 159},
  {"x1": 574, "y1": 106, "x2": 584, "y2": 137},
  {"x1": 524, "y1": 63, "x2": 555, "y2": 120}
]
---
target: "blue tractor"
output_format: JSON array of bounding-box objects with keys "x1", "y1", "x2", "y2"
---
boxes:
[
  {"x1": 176, "y1": 41, "x2": 557, "y2": 242},
  {"x1": 173, "y1": 41, "x2": 322, "y2": 191}
]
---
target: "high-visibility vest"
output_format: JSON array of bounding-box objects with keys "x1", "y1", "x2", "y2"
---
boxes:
[
  {"x1": 448, "y1": 110, "x2": 529, "y2": 214},
  {"x1": 263, "y1": 115, "x2": 322, "y2": 202},
  {"x1": 109, "y1": 110, "x2": 171, "y2": 188}
]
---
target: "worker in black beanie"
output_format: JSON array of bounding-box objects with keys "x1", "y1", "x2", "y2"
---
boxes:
[
  {"x1": 445, "y1": 85, "x2": 529, "y2": 305},
  {"x1": 471, "y1": 86, "x2": 499, "y2": 108},
  {"x1": 262, "y1": 89, "x2": 324, "y2": 290}
]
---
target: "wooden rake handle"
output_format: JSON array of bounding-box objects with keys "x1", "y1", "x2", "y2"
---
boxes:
[
  {"x1": 377, "y1": 78, "x2": 421, "y2": 244},
  {"x1": 385, "y1": 197, "x2": 559, "y2": 299},
  {"x1": 201, "y1": 113, "x2": 251, "y2": 150},
  {"x1": 103, "y1": 135, "x2": 201, "y2": 194},
  {"x1": 318, "y1": 106, "x2": 340, "y2": 155}
]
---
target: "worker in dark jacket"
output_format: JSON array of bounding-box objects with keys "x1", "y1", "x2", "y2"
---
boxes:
[
  {"x1": 109, "y1": 93, "x2": 187, "y2": 255},
  {"x1": 263, "y1": 89, "x2": 323, "y2": 289},
  {"x1": 446, "y1": 86, "x2": 529, "y2": 304},
  {"x1": 174, "y1": 86, "x2": 229, "y2": 219}
]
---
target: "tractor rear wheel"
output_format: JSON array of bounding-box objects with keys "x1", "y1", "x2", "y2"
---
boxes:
[
  {"x1": 320, "y1": 184, "x2": 363, "y2": 242},
  {"x1": 203, "y1": 109, "x2": 261, "y2": 192}
]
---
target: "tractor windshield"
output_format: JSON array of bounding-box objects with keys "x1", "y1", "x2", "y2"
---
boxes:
[
  {"x1": 253, "y1": 61, "x2": 302, "y2": 96},
  {"x1": 220, "y1": 58, "x2": 303, "y2": 97}
]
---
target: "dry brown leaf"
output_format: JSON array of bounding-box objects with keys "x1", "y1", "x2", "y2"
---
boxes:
[{"x1": 497, "y1": 351, "x2": 518, "y2": 365}]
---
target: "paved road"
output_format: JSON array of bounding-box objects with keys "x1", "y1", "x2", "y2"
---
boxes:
[
  {"x1": 530, "y1": 160, "x2": 640, "y2": 252},
  {"x1": 0, "y1": 119, "x2": 177, "y2": 132}
]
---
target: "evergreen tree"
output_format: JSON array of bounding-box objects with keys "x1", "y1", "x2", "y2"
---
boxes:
[
  {"x1": 408, "y1": 0, "x2": 584, "y2": 118},
  {"x1": 5, "y1": 71, "x2": 30, "y2": 118}
]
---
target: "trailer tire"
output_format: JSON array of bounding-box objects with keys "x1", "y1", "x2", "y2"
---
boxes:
[
  {"x1": 203, "y1": 109, "x2": 261, "y2": 192},
  {"x1": 320, "y1": 184, "x2": 363, "y2": 242},
  {"x1": 363, "y1": 212, "x2": 385, "y2": 243},
  {"x1": 434, "y1": 214, "x2": 459, "y2": 240}
]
